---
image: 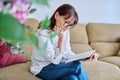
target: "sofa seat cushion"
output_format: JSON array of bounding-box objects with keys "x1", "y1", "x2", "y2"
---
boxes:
[
  {"x1": 99, "y1": 56, "x2": 120, "y2": 67},
  {"x1": 90, "y1": 42, "x2": 120, "y2": 58},
  {"x1": 0, "y1": 62, "x2": 40, "y2": 80},
  {"x1": 71, "y1": 43, "x2": 93, "y2": 54},
  {"x1": 82, "y1": 60, "x2": 120, "y2": 80}
]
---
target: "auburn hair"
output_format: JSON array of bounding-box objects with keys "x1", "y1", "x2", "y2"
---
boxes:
[{"x1": 49, "y1": 4, "x2": 78, "y2": 30}]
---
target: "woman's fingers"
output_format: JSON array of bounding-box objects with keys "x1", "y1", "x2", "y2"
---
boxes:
[
  {"x1": 90, "y1": 53, "x2": 100, "y2": 61},
  {"x1": 81, "y1": 53, "x2": 100, "y2": 62}
]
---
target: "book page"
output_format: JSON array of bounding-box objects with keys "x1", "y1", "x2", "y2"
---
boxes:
[{"x1": 65, "y1": 50, "x2": 96, "y2": 63}]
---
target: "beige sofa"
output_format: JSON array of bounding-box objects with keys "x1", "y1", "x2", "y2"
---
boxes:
[
  {"x1": 70, "y1": 23, "x2": 120, "y2": 80},
  {"x1": 0, "y1": 18, "x2": 120, "y2": 80}
]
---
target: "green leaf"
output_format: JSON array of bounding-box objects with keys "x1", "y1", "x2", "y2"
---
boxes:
[
  {"x1": 40, "y1": 16, "x2": 51, "y2": 30},
  {"x1": 0, "y1": 77, "x2": 2, "y2": 80},
  {"x1": 49, "y1": 29, "x2": 60, "y2": 44},
  {"x1": 27, "y1": 32, "x2": 39, "y2": 48},
  {"x1": 3, "y1": 0, "x2": 14, "y2": 2},
  {"x1": 29, "y1": 8, "x2": 37, "y2": 14},
  {"x1": 2, "y1": 5, "x2": 10, "y2": 14},
  {"x1": 30, "y1": 0, "x2": 49, "y2": 6},
  {"x1": 0, "y1": 12, "x2": 27, "y2": 44},
  {"x1": 49, "y1": 28, "x2": 60, "y2": 39},
  {"x1": 39, "y1": 40, "x2": 48, "y2": 56}
]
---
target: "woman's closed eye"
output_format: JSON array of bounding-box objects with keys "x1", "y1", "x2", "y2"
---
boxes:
[
  {"x1": 64, "y1": 21, "x2": 70, "y2": 27},
  {"x1": 64, "y1": 21, "x2": 75, "y2": 29}
]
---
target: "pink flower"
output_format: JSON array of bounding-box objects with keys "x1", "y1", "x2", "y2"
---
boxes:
[
  {"x1": 14, "y1": 10, "x2": 29, "y2": 23},
  {"x1": 5, "y1": 0, "x2": 30, "y2": 23},
  {"x1": 0, "y1": 0, "x2": 3, "y2": 12}
]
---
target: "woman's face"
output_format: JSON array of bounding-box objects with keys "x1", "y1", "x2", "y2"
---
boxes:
[{"x1": 55, "y1": 12, "x2": 75, "y2": 32}]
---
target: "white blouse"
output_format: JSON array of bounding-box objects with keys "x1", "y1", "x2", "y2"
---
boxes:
[{"x1": 30, "y1": 29, "x2": 75, "y2": 75}]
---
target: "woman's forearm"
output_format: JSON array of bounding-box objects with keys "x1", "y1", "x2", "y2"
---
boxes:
[{"x1": 58, "y1": 39, "x2": 63, "y2": 53}]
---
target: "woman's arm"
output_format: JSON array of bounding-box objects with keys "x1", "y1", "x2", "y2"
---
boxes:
[
  {"x1": 64, "y1": 30, "x2": 75, "y2": 56},
  {"x1": 37, "y1": 31, "x2": 64, "y2": 65},
  {"x1": 57, "y1": 29, "x2": 64, "y2": 53},
  {"x1": 57, "y1": 39, "x2": 63, "y2": 53}
]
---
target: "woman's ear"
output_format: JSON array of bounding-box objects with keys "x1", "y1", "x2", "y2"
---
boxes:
[{"x1": 55, "y1": 12, "x2": 59, "y2": 19}]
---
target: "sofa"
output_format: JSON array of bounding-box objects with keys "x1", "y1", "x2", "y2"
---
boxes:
[{"x1": 0, "y1": 18, "x2": 120, "y2": 80}]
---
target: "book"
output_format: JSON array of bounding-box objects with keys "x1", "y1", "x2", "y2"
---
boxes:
[{"x1": 65, "y1": 50, "x2": 96, "y2": 63}]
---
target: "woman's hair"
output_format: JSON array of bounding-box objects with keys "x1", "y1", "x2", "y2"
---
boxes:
[{"x1": 49, "y1": 4, "x2": 78, "y2": 30}]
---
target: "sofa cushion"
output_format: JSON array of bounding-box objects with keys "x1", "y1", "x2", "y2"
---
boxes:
[
  {"x1": 0, "y1": 41, "x2": 26, "y2": 68},
  {"x1": 0, "y1": 52, "x2": 26, "y2": 68},
  {"x1": 99, "y1": 56, "x2": 120, "y2": 67},
  {"x1": 24, "y1": 18, "x2": 39, "y2": 31},
  {"x1": 22, "y1": 45, "x2": 33, "y2": 61},
  {"x1": 90, "y1": 42, "x2": 120, "y2": 58},
  {"x1": 82, "y1": 60, "x2": 120, "y2": 80},
  {"x1": 86, "y1": 23, "x2": 120, "y2": 42},
  {"x1": 0, "y1": 62, "x2": 40, "y2": 80},
  {"x1": 70, "y1": 23, "x2": 88, "y2": 44},
  {"x1": 71, "y1": 43, "x2": 93, "y2": 54},
  {"x1": 117, "y1": 49, "x2": 120, "y2": 56}
]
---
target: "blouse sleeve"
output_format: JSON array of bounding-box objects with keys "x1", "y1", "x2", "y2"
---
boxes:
[
  {"x1": 62, "y1": 30, "x2": 75, "y2": 58},
  {"x1": 38, "y1": 33, "x2": 63, "y2": 65}
]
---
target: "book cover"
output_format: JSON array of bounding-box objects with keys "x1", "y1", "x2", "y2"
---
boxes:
[{"x1": 65, "y1": 50, "x2": 96, "y2": 63}]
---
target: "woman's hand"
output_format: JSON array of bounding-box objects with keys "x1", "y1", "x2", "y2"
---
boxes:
[
  {"x1": 89, "y1": 52, "x2": 100, "y2": 61},
  {"x1": 80, "y1": 52, "x2": 100, "y2": 62}
]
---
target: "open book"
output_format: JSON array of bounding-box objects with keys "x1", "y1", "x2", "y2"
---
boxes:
[{"x1": 65, "y1": 50, "x2": 96, "y2": 63}]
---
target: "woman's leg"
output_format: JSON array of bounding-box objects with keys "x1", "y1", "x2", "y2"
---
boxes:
[
  {"x1": 58, "y1": 74, "x2": 78, "y2": 80},
  {"x1": 36, "y1": 61, "x2": 89, "y2": 80}
]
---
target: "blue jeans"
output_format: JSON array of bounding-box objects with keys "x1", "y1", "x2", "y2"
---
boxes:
[{"x1": 36, "y1": 61, "x2": 89, "y2": 80}]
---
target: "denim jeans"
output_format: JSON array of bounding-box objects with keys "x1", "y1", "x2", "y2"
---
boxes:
[{"x1": 36, "y1": 61, "x2": 89, "y2": 80}]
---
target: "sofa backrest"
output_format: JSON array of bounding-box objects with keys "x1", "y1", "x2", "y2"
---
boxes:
[
  {"x1": 70, "y1": 23, "x2": 93, "y2": 53},
  {"x1": 24, "y1": 18, "x2": 39, "y2": 31},
  {"x1": 22, "y1": 45, "x2": 33, "y2": 61},
  {"x1": 86, "y1": 23, "x2": 120, "y2": 58},
  {"x1": 86, "y1": 23, "x2": 120, "y2": 42},
  {"x1": 23, "y1": 18, "x2": 39, "y2": 61},
  {"x1": 23, "y1": 18, "x2": 120, "y2": 60}
]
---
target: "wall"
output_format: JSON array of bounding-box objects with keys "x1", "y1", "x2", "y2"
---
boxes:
[{"x1": 27, "y1": 0, "x2": 120, "y2": 24}]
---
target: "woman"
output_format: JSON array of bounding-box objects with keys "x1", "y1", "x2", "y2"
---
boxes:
[{"x1": 30, "y1": 4, "x2": 99, "y2": 80}]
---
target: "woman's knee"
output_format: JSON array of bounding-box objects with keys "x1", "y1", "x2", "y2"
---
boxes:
[
  {"x1": 59, "y1": 74, "x2": 78, "y2": 80},
  {"x1": 73, "y1": 61, "x2": 83, "y2": 73},
  {"x1": 74, "y1": 61, "x2": 82, "y2": 68},
  {"x1": 69, "y1": 74, "x2": 78, "y2": 80}
]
